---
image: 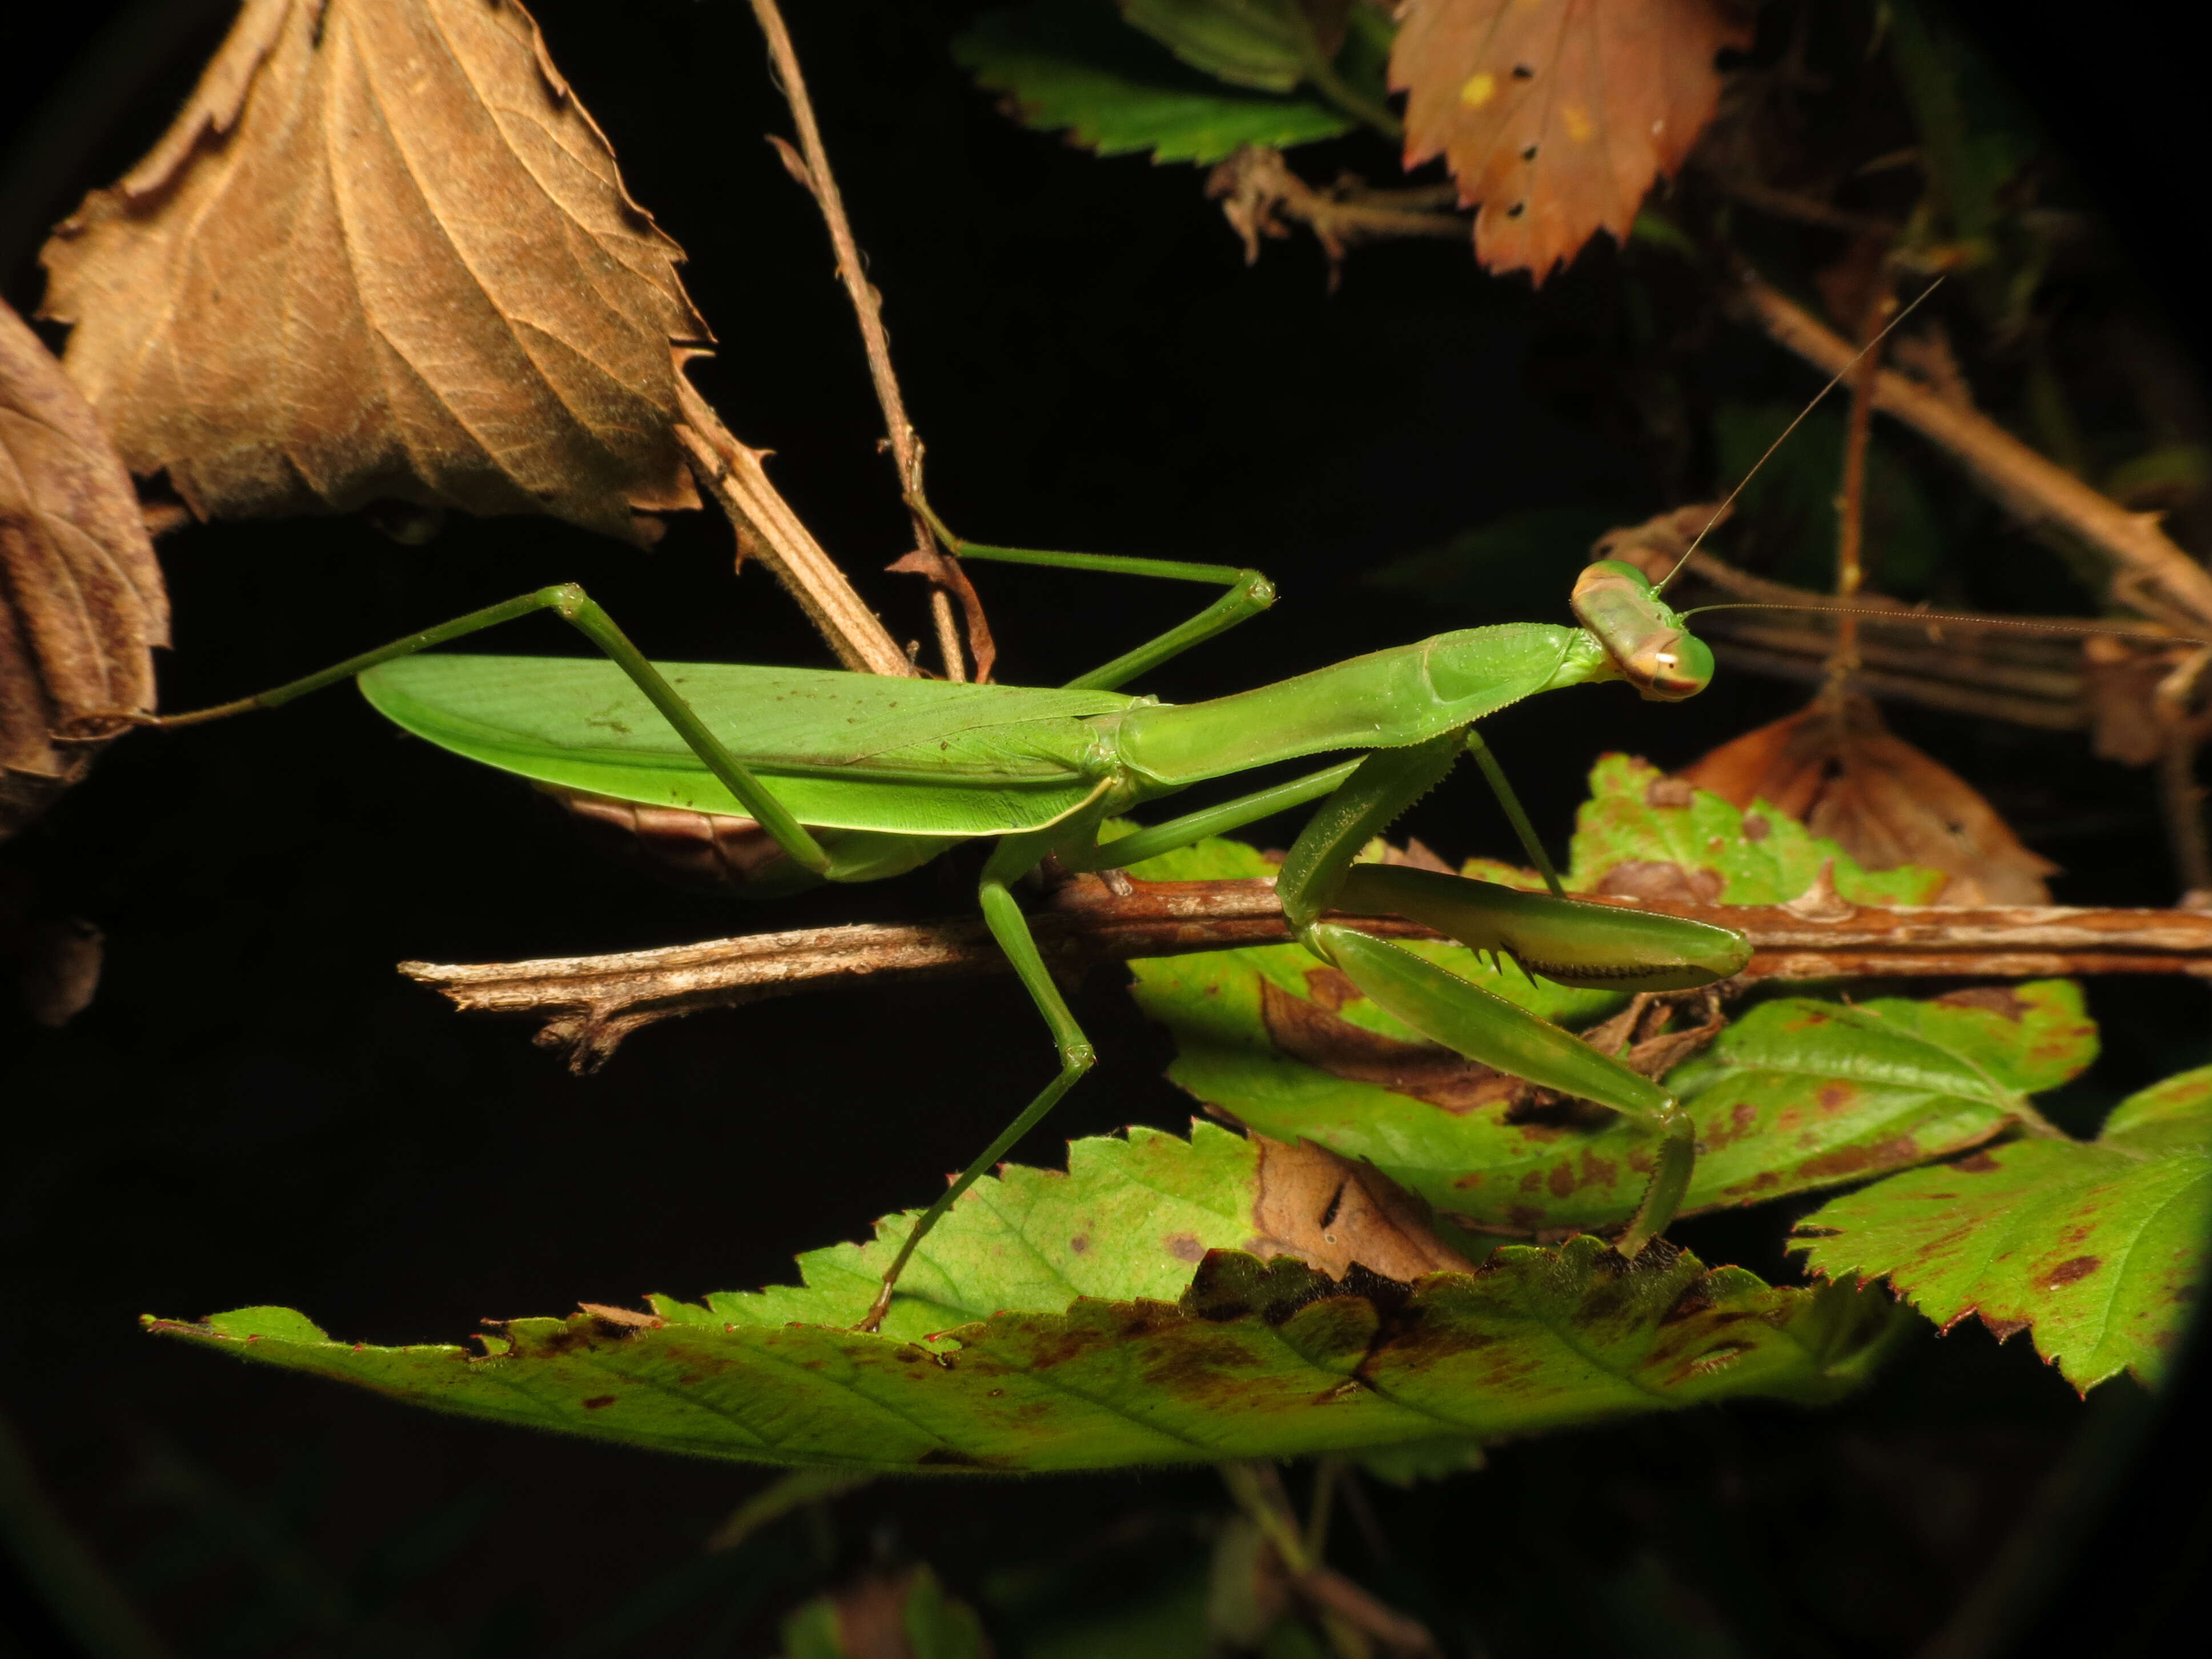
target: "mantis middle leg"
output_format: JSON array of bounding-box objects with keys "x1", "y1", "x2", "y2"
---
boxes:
[
  {"x1": 861, "y1": 828, "x2": 1097, "y2": 1331},
  {"x1": 910, "y1": 499, "x2": 1277, "y2": 692}
]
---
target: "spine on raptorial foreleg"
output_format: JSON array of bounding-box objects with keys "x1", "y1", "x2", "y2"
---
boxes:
[{"x1": 1109, "y1": 624, "x2": 1613, "y2": 787}]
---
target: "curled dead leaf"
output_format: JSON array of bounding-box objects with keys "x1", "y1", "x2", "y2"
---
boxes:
[
  {"x1": 1248, "y1": 1133, "x2": 1475, "y2": 1282},
  {"x1": 1261, "y1": 977, "x2": 1523, "y2": 1112},
  {"x1": 40, "y1": 0, "x2": 708, "y2": 545},
  {"x1": 0, "y1": 298, "x2": 168, "y2": 840},
  {"x1": 1392, "y1": 0, "x2": 1752, "y2": 280},
  {"x1": 1680, "y1": 695, "x2": 2058, "y2": 903}
]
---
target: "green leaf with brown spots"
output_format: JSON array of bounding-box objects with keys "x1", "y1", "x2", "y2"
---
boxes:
[
  {"x1": 953, "y1": 1, "x2": 1355, "y2": 165},
  {"x1": 1563, "y1": 754, "x2": 1948, "y2": 905},
  {"x1": 1125, "y1": 808, "x2": 2095, "y2": 1234},
  {"x1": 1794, "y1": 1063, "x2": 2212, "y2": 1391},
  {"x1": 146, "y1": 1128, "x2": 1906, "y2": 1471}
]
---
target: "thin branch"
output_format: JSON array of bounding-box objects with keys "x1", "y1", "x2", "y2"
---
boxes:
[
  {"x1": 1830, "y1": 262, "x2": 1892, "y2": 690},
  {"x1": 399, "y1": 874, "x2": 2212, "y2": 1072},
  {"x1": 1207, "y1": 147, "x2": 1468, "y2": 275},
  {"x1": 1735, "y1": 271, "x2": 2212, "y2": 636},
  {"x1": 1711, "y1": 176, "x2": 1903, "y2": 242},
  {"x1": 672, "y1": 380, "x2": 910, "y2": 676},
  {"x1": 1700, "y1": 629, "x2": 2085, "y2": 731},
  {"x1": 748, "y1": 0, "x2": 983, "y2": 680}
]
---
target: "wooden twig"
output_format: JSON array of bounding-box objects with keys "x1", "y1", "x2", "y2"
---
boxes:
[
  {"x1": 747, "y1": 0, "x2": 986, "y2": 681},
  {"x1": 1206, "y1": 147, "x2": 1468, "y2": 275},
  {"x1": 400, "y1": 874, "x2": 2212, "y2": 1072},
  {"x1": 1710, "y1": 176, "x2": 1902, "y2": 243},
  {"x1": 1735, "y1": 271, "x2": 2212, "y2": 635},
  {"x1": 1830, "y1": 262, "x2": 1892, "y2": 688},
  {"x1": 672, "y1": 380, "x2": 910, "y2": 676}
]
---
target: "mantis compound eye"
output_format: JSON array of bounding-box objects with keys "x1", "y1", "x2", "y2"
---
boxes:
[{"x1": 1571, "y1": 561, "x2": 1713, "y2": 701}]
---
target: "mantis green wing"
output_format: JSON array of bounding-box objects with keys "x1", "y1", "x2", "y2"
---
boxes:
[{"x1": 359, "y1": 656, "x2": 1147, "y2": 837}]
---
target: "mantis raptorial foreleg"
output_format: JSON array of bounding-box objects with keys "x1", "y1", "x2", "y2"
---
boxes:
[{"x1": 1275, "y1": 730, "x2": 1736, "y2": 1257}]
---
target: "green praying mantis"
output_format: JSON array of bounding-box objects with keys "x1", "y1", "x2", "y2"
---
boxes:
[{"x1": 144, "y1": 504, "x2": 1750, "y2": 1330}]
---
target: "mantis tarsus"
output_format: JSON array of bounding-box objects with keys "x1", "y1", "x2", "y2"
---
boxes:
[{"x1": 143, "y1": 525, "x2": 1749, "y2": 1329}]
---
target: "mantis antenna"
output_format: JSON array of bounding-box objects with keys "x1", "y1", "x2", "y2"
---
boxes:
[
  {"x1": 1656, "y1": 277, "x2": 1944, "y2": 596},
  {"x1": 1676, "y1": 600, "x2": 2210, "y2": 647}
]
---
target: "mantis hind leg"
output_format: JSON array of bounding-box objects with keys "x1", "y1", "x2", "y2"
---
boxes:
[
  {"x1": 142, "y1": 585, "x2": 831, "y2": 874},
  {"x1": 910, "y1": 497, "x2": 1275, "y2": 692},
  {"x1": 860, "y1": 831, "x2": 1098, "y2": 1332},
  {"x1": 1312, "y1": 925, "x2": 1695, "y2": 1258}
]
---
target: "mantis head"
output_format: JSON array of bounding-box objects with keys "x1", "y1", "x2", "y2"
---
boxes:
[{"x1": 1572, "y1": 560, "x2": 1714, "y2": 702}]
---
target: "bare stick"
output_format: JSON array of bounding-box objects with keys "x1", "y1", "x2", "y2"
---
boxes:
[
  {"x1": 1830, "y1": 266, "x2": 1893, "y2": 688},
  {"x1": 673, "y1": 380, "x2": 910, "y2": 676},
  {"x1": 1207, "y1": 146, "x2": 1467, "y2": 276},
  {"x1": 400, "y1": 875, "x2": 2212, "y2": 1071},
  {"x1": 1736, "y1": 271, "x2": 2212, "y2": 634},
  {"x1": 748, "y1": 0, "x2": 982, "y2": 680}
]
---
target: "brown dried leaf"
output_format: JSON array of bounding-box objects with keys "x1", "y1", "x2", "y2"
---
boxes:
[
  {"x1": 1392, "y1": 0, "x2": 1751, "y2": 281},
  {"x1": 1261, "y1": 977, "x2": 1524, "y2": 1114},
  {"x1": 1249, "y1": 1132, "x2": 1477, "y2": 1282},
  {"x1": 1589, "y1": 500, "x2": 1729, "y2": 584},
  {"x1": 2079, "y1": 634, "x2": 2175, "y2": 768},
  {"x1": 39, "y1": 0, "x2": 708, "y2": 545},
  {"x1": 0, "y1": 298, "x2": 168, "y2": 840},
  {"x1": 1680, "y1": 695, "x2": 2059, "y2": 904}
]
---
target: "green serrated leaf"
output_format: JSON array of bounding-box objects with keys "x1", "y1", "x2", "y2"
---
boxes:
[
  {"x1": 953, "y1": 2, "x2": 1352, "y2": 164},
  {"x1": 1115, "y1": 770, "x2": 2031, "y2": 1233},
  {"x1": 147, "y1": 1132, "x2": 1905, "y2": 1472},
  {"x1": 1568, "y1": 755, "x2": 1949, "y2": 904},
  {"x1": 1138, "y1": 910, "x2": 2091, "y2": 1232},
  {"x1": 1120, "y1": 0, "x2": 1316, "y2": 92},
  {"x1": 1795, "y1": 1064, "x2": 2212, "y2": 1391}
]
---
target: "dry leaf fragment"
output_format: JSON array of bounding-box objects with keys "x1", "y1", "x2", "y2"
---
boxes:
[
  {"x1": 41, "y1": 0, "x2": 708, "y2": 545},
  {"x1": 0, "y1": 298, "x2": 168, "y2": 841},
  {"x1": 1680, "y1": 695, "x2": 2059, "y2": 904},
  {"x1": 1392, "y1": 0, "x2": 1752, "y2": 280},
  {"x1": 1262, "y1": 977, "x2": 1523, "y2": 1112},
  {"x1": 1249, "y1": 1133, "x2": 1476, "y2": 1282}
]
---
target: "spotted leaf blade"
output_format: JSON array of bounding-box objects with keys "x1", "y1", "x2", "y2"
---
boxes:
[
  {"x1": 147, "y1": 1128, "x2": 1904, "y2": 1471},
  {"x1": 1795, "y1": 1065, "x2": 2212, "y2": 1391}
]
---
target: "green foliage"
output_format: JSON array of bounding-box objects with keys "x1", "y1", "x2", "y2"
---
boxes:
[
  {"x1": 952, "y1": 1, "x2": 1355, "y2": 164},
  {"x1": 1132, "y1": 890, "x2": 2093, "y2": 1232},
  {"x1": 1566, "y1": 754, "x2": 1948, "y2": 905},
  {"x1": 1364, "y1": 506, "x2": 1627, "y2": 625},
  {"x1": 1119, "y1": 0, "x2": 1326, "y2": 92},
  {"x1": 148, "y1": 1126, "x2": 1905, "y2": 1472},
  {"x1": 1712, "y1": 403, "x2": 1944, "y2": 598},
  {"x1": 780, "y1": 1567, "x2": 990, "y2": 1659},
  {"x1": 1125, "y1": 761, "x2": 1991, "y2": 1231},
  {"x1": 1885, "y1": 0, "x2": 2040, "y2": 254},
  {"x1": 1797, "y1": 1064, "x2": 2212, "y2": 1391}
]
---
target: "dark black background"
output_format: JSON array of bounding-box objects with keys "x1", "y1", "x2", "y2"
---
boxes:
[{"x1": 2, "y1": 2, "x2": 2205, "y2": 1654}]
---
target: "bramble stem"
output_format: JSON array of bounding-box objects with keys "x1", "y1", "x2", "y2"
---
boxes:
[{"x1": 747, "y1": 0, "x2": 987, "y2": 680}]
